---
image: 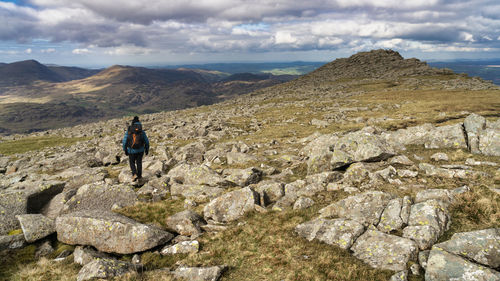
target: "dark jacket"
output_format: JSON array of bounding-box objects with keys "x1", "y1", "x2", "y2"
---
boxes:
[{"x1": 122, "y1": 122, "x2": 150, "y2": 154}]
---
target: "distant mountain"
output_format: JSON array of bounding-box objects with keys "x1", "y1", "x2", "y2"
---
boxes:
[
  {"x1": 428, "y1": 61, "x2": 500, "y2": 85},
  {"x1": 163, "y1": 61, "x2": 325, "y2": 75},
  {"x1": 0, "y1": 63, "x2": 295, "y2": 134},
  {"x1": 0, "y1": 60, "x2": 100, "y2": 87}
]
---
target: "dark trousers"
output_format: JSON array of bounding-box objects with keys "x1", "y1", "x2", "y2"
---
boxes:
[{"x1": 128, "y1": 152, "x2": 144, "y2": 178}]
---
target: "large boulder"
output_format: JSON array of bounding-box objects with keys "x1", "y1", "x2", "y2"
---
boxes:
[
  {"x1": 479, "y1": 128, "x2": 500, "y2": 156},
  {"x1": 434, "y1": 228, "x2": 500, "y2": 268},
  {"x1": 16, "y1": 214, "x2": 55, "y2": 243},
  {"x1": 165, "y1": 210, "x2": 206, "y2": 236},
  {"x1": 224, "y1": 168, "x2": 262, "y2": 187},
  {"x1": 303, "y1": 134, "x2": 338, "y2": 174},
  {"x1": 61, "y1": 183, "x2": 138, "y2": 214},
  {"x1": 402, "y1": 225, "x2": 439, "y2": 250},
  {"x1": 254, "y1": 181, "x2": 285, "y2": 207},
  {"x1": 0, "y1": 191, "x2": 26, "y2": 235},
  {"x1": 464, "y1": 113, "x2": 486, "y2": 154},
  {"x1": 384, "y1": 123, "x2": 435, "y2": 147},
  {"x1": 56, "y1": 210, "x2": 174, "y2": 254},
  {"x1": 351, "y1": 228, "x2": 419, "y2": 271},
  {"x1": 330, "y1": 130, "x2": 396, "y2": 169},
  {"x1": 77, "y1": 258, "x2": 136, "y2": 281},
  {"x1": 295, "y1": 218, "x2": 365, "y2": 249},
  {"x1": 424, "y1": 124, "x2": 467, "y2": 149},
  {"x1": 168, "y1": 164, "x2": 233, "y2": 187},
  {"x1": 319, "y1": 191, "x2": 393, "y2": 226},
  {"x1": 425, "y1": 247, "x2": 500, "y2": 281},
  {"x1": 203, "y1": 187, "x2": 260, "y2": 223}
]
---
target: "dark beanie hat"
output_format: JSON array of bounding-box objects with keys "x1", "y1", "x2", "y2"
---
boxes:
[{"x1": 132, "y1": 116, "x2": 139, "y2": 123}]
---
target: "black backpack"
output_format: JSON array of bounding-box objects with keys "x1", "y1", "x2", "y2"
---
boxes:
[{"x1": 127, "y1": 123, "x2": 144, "y2": 149}]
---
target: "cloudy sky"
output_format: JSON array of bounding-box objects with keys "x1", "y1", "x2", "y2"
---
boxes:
[{"x1": 1, "y1": 0, "x2": 499, "y2": 67}]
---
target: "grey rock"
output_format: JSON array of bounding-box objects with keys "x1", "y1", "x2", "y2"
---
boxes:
[
  {"x1": 224, "y1": 167, "x2": 262, "y2": 187},
  {"x1": 330, "y1": 130, "x2": 395, "y2": 169},
  {"x1": 430, "y1": 152, "x2": 449, "y2": 162},
  {"x1": 408, "y1": 199, "x2": 450, "y2": 236},
  {"x1": 0, "y1": 191, "x2": 27, "y2": 235},
  {"x1": 389, "y1": 155, "x2": 414, "y2": 166},
  {"x1": 415, "y1": 188, "x2": 454, "y2": 206},
  {"x1": 161, "y1": 240, "x2": 199, "y2": 255},
  {"x1": 295, "y1": 218, "x2": 365, "y2": 249},
  {"x1": 479, "y1": 128, "x2": 500, "y2": 156},
  {"x1": 377, "y1": 198, "x2": 404, "y2": 233},
  {"x1": 464, "y1": 113, "x2": 486, "y2": 154},
  {"x1": 56, "y1": 210, "x2": 174, "y2": 254},
  {"x1": 77, "y1": 258, "x2": 136, "y2": 281},
  {"x1": 303, "y1": 134, "x2": 338, "y2": 174},
  {"x1": 410, "y1": 263, "x2": 421, "y2": 275},
  {"x1": 173, "y1": 266, "x2": 225, "y2": 281},
  {"x1": 203, "y1": 187, "x2": 260, "y2": 223},
  {"x1": 16, "y1": 214, "x2": 55, "y2": 243},
  {"x1": 35, "y1": 240, "x2": 54, "y2": 258},
  {"x1": 424, "y1": 124, "x2": 467, "y2": 149},
  {"x1": 342, "y1": 163, "x2": 372, "y2": 186},
  {"x1": 165, "y1": 210, "x2": 206, "y2": 236},
  {"x1": 305, "y1": 171, "x2": 343, "y2": 186},
  {"x1": 435, "y1": 228, "x2": 500, "y2": 268},
  {"x1": 168, "y1": 164, "x2": 233, "y2": 187},
  {"x1": 400, "y1": 196, "x2": 412, "y2": 225},
  {"x1": 425, "y1": 247, "x2": 500, "y2": 281},
  {"x1": 297, "y1": 183, "x2": 325, "y2": 197},
  {"x1": 418, "y1": 250, "x2": 430, "y2": 269},
  {"x1": 254, "y1": 181, "x2": 285, "y2": 207},
  {"x1": 389, "y1": 270, "x2": 408, "y2": 281},
  {"x1": 226, "y1": 151, "x2": 258, "y2": 165},
  {"x1": 0, "y1": 234, "x2": 26, "y2": 250},
  {"x1": 319, "y1": 191, "x2": 393, "y2": 226},
  {"x1": 170, "y1": 183, "x2": 225, "y2": 203},
  {"x1": 74, "y1": 245, "x2": 111, "y2": 266},
  {"x1": 351, "y1": 228, "x2": 419, "y2": 271},
  {"x1": 397, "y1": 169, "x2": 418, "y2": 178},
  {"x1": 293, "y1": 197, "x2": 315, "y2": 210},
  {"x1": 402, "y1": 225, "x2": 440, "y2": 250}
]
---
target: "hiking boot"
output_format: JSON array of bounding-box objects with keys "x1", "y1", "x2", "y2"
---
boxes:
[{"x1": 131, "y1": 175, "x2": 138, "y2": 181}]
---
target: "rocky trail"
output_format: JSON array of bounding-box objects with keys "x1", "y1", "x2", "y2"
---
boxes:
[{"x1": 0, "y1": 50, "x2": 499, "y2": 281}]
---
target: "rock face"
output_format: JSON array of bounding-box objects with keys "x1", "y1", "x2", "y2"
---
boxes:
[
  {"x1": 16, "y1": 214, "x2": 55, "y2": 243},
  {"x1": 425, "y1": 247, "x2": 500, "y2": 281},
  {"x1": 295, "y1": 218, "x2": 364, "y2": 249},
  {"x1": 351, "y1": 228, "x2": 419, "y2": 271},
  {"x1": 56, "y1": 210, "x2": 174, "y2": 254},
  {"x1": 319, "y1": 191, "x2": 393, "y2": 226},
  {"x1": 203, "y1": 187, "x2": 260, "y2": 223},
  {"x1": 77, "y1": 258, "x2": 136, "y2": 281},
  {"x1": 330, "y1": 131, "x2": 395, "y2": 169}
]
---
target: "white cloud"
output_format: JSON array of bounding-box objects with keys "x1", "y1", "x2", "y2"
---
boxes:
[
  {"x1": 25, "y1": 48, "x2": 32, "y2": 54},
  {"x1": 72, "y1": 48, "x2": 90, "y2": 54},
  {"x1": 41, "y1": 48, "x2": 56, "y2": 53},
  {"x1": 104, "y1": 45, "x2": 153, "y2": 55}
]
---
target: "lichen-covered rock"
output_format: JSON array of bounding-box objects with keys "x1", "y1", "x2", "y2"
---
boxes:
[
  {"x1": 377, "y1": 198, "x2": 404, "y2": 233},
  {"x1": 402, "y1": 225, "x2": 439, "y2": 250},
  {"x1": 161, "y1": 240, "x2": 199, "y2": 255},
  {"x1": 168, "y1": 163, "x2": 233, "y2": 187},
  {"x1": 319, "y1": 191, "x2": 393, "y2": 226},
  {"x1": 165, "y1": 210, "x2": 206, "y2": 236},
  {"x1": 342, "y1": 163, "x2": 372, "y2": 186},
  {"x1": 305, "y1": 171, "x2": 343, "y2": 186},
  {"x1": 254, "y1": 181, "x2": 285, "y2": 207},
  {"x1": 16, "y1": 214, "x2": 55, "y2": 243},
  {"x1": 434, "y1": 228, "x2": 500, "y2": 268},
  {"x1": 293, "y1": 197, "x2": 315, "y2": 210},
  {"x1": 77, "y1": 258, "x2": 136, "y2": 281},
  {"x1": 0, "y1": 234, "x2": 25, "y2": 250},
  {"x1": 224, "y1": 167, "x2": 262, "y2": 187},
  {"x1": 303, "y1": 134, "x2": 338, "y2": 174},
  {"x1": 424, "y1": 124, "x2": 467, "y2": 149},
  {"x1": 351, "y1": 228, "x2": 419, "y2": 271},
  {"x1": 61, "y1": 183, "x2": 137, "y2": 214},
  {"x1": 74, "y1": 246, "x2": 111, "y2": 266},
  {"x1": 384, "y1": 123, "x2": 435, "y2": 146},
  {"x1": 226, "y1": 151, "x2": 258, "y2": 165},
  {"x1": 418, "y1": 163, "x2": 477, "y2": 179},
  {"x1": 203, "y1": 187, "x2": 260, "y2": 223},
  {"x1": 430, "y1": 152, "x2": 449, "y2": 162},
  {"x1": 479, "y1": 129, "x2": 500, "y2": 156},
  {"x1": 295, "y1": 218, "x2": 364, "y2": 249},
  {"x1": 425, "y1": 247, "x2": 500, "y2": 281},
  {"x1": 389, "y1": 155, "x2": 414, "y2": 166},
  {"x1": 170, "y1": 183, "x2": 225, "y2": 203},
  {"x1": 389, "y1": 270, "x2": 408, "y2": 281},
  {"x1": 56, "y1": 210, "x2": 174, "y2": 254},
  {"x1": 415, "y1": 189, "x2": 454, "y2": 206},
  {"x1": 464, "y1": 113, "x2": 486, "y2": 154},
  {"x1": 418, "y1": 250, "x2": 430, "y2": 270},
  {"x1": 330, "y1": 130, "x2": 395, "y2": 169},
  {"x1": 172, "y1": 266, "x2": 225, "y2": 281},
  {"x1": 0, "y1": 191, "x2": 26, "y2": 235},
  {"x1": 408, "y1": 199, "x2": 450, "y2": 236}
]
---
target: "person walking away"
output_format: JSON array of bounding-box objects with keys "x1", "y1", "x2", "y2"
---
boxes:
[{"x1": 122, "y1": 116, "x2": 149, "y2": 181}]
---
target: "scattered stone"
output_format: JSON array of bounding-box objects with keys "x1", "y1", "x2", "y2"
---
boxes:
[
  {"x1": 224, "y1": 167, "x2": 262, "y2": 187},
  {"x1": 402, "y1": 225, "x2": 439, "y2": 250},
  {"x1": 351, "y1": 227, "x2": 419, "y2": 271},
  {"x1": 165, "y1": 210, "x2": 206, "y2": 236},
  {"x1": 0, "y1": 234, "x2": 25, "y2": 250},
  {"x1": 293, "y1": 197, "x2": 315, "y2": 210},
  {"x1": 397, "y1": 169, "x2": 418, "y2": 178},
  {"x1": 254, "y1": 181, "x2": 285, "y2": 207},
  {"x1": 425, "y1": 247, "x2": 500, "y2": 281},
  {"x1": 430, "y1": 152, "x2": 449, "y2": 162},
  {"x1": 295, "y1": 218, "x2": 365, "y2": 250},
  {"x1": 465, "y1": 158, "x2": 498, "y2": 167},
  {"x1": 161, "y1": 240, "x2": 199, "y2": 255},
  {"x1": 408, "y1": 199, "x2": 450, "y2": 236},
  {"x1": 172, "y1": 266, "x2": 225, "y2": 281},
  {"x1": 16, "y1": 214, "x2": 55, "y2": 243},
  {"x1": 389, "y1": 155, "x2": 414, "y2": 166},
  {"x1": 226, "y1": 152, "x2": 258, "y2": 165},
  {"x1": 168, "y1": 164, "x2": 233, "y2": 187},
  {"x1": 319, "y1": 191, "x2": 393, "y2": 226},
  {"x1": 377, "y1": 198, "x2": 404, "y2": 233},
  {"x1": 170, "y1": 184, "x2": 225, "y2": 203},
  {"x1": 77, "y1": 258, "x2": 136, "y2": 281},
  {"x1": 56, "y1": 210, "x2": 174, "y2": 254},
  {"x1": 203, "y1": 187, "x2": 260, "y2": 223},
  {"x1": 418, "y1": 250, "x2": 430, "y2": 270},
  {"x1": 73, "y1": 246, "x2": 111, "y2": 266}
]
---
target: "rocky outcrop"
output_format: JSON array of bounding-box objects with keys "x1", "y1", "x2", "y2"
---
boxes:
[{"x1": 56, "y1": 210, "x2": 174, "y2": 254}]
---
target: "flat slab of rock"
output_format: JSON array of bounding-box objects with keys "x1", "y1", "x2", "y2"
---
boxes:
[
  {"x1": 203, "y1": 187, "x2": 259, "y2": 223},
  {"x1": 330, "y1": 130, "x2": 395, "y2": 169},
  {"x1": 351, "y1": 228, "x2": 419, "y2": 271},
  {"x1": 56, "y1": 210, "x2": 174, "y2": 254},
  {"x1": 425, "y1": 247, "x2": 500, "y2": 281},
  {"x1": 435, "y1": 228, "x2": 500, "y2": 268},
  {"x1": 16, "y1": 214, "x2": 55, "y2": 243},
  {"x1": 295, "y1": 218, "x2": 364, "y2": 249},
  {"x1": 173, "y1": 266, "x2": 225, "y2": 281},
  {"x1": 319, "y1": 191, "x2": 393, "y2": 226},
  {"x1": 77, "y1": 258, "x2": 136, "y2": 281},
  {"x1": 165, "y1": 210, "x2": 206, "y2": 236}
]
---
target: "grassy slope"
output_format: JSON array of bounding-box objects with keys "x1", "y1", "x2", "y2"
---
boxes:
[{"x1": 1, "y1": 77, "x2": 499, "y2": 280}]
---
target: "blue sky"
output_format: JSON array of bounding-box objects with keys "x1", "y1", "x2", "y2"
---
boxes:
[{"x1": 1, "y1": 0, "x2": 500, "y2": 67}]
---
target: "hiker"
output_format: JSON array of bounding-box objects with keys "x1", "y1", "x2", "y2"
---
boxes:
[{"x1": 122, "y1": 116, "x2": 149, "y2": 181}]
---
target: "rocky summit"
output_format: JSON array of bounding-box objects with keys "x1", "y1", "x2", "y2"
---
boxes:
[{"x1": 0, "y1": 49, "x2": 499, "y2": 281}]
